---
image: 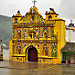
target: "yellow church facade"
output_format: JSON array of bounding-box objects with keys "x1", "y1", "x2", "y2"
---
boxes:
[{"x1": 9, "y1": 6, "x2": 65, "y2": 64}]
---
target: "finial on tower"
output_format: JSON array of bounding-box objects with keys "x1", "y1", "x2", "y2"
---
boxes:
[
  {"x1": 32, "y1": 0, "x2": 37, "y2": 7},
  {"x1": 17, "y1": 10, "x2": 20, "y2": 13}
]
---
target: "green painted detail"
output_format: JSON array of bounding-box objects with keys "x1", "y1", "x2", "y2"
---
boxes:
[
  {"x1": 13, "y1": 29, "x2": 15, "y2": 38},
  {"x1": 51, "y1": 27, "x2": 54, "y2": 38},
  {"x1": 51, "y1": 44, "x2": 57, "y2": 57}
]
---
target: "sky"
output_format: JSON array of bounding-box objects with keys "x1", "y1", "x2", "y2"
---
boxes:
[{"x1": 0, "y1": 0, "x2": 75, "y2": 25}]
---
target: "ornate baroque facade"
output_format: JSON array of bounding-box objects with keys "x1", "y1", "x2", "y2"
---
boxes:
[{"x1": 9, "y1": 6, "x2": 65, "y2": 64}]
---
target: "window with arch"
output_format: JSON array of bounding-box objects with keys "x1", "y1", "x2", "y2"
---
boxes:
[
  {"x1": 43, "y1": 44, "x2": 48, "y2": 56},
  {"x1": 17, "y1": 30, "x2": 21, "y2": 39},
  {"x1": 44, "y1": 32, "x2": 47, "y2": 38},
  {"x1": 32, "y1": 16, "x2": 34, "y2": 21},
  {"x1": 15, "y1": 18, "x2": 17, "y2": 23},
  {"x1": 17, "y1": 44, "x2": 21, "y2": 54},
  {"x1": 29, "y1": 31, "x2": 36, "y2": 39},
  {"x1": 45, "y1": 50, "x2": 48, "y2": 56},
  {"x1": 19, "y1": 50, "x2": 21, "y2": 54},
  {"x1": 48, "y1": 16, "x2": 52, "y2": 20}
]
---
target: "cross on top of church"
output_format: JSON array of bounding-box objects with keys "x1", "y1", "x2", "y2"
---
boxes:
[{"x1": 32, "y1": 0, "x2": 37, "y2": 7}]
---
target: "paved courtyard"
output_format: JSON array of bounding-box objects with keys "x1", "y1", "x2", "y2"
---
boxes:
[{"x1": 0, "y1": 61, "x2": 75, "y2": 75}]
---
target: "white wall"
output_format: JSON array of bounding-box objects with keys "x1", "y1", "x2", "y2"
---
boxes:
[
  {"x1": 3, "y1": 49, "x2": 9, "y2": 60},
  {"x1": 66, "y1": 29, "x2": 75, "y2": 43}
]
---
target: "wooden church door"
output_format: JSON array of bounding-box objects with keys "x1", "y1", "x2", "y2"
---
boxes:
[{"x1": 28, "y1": 47, "x2": 37, "y2": 62}]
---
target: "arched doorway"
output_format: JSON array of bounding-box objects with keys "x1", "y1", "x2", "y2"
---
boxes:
[{"x1": 28, "y1": 47, "x2": 38, "y2": 62}]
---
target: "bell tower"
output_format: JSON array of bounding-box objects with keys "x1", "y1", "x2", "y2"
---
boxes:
[{"x1": 45, "y1": 8, "x2": 59, "y2": 20}]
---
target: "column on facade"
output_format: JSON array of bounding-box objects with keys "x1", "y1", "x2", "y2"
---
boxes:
[
  {"x1": 14, "y1": 29, "x2": 16, "y2": 38},
  {"x1": 39, "y1": 27, "x2": 43, "y2": 37},
  {"x1": 44, "y1": 49, "x2": 46, "y2": 56},
  {"x1": 21, "y1": 28, "x2": 24, "y2": 38},
  {"x1": 48, "y1": 27, "x2": 51, "y2": 37},
  {"x1": 51, "y1": 27, "x2": 54, "y2": 38},
  {"x1": 15, "y1": 28, "x2": 18, "y2": 38},
  {"x1": 48, "y1": 44, "x2": 51, "y2": 57},
  {"x1": 21, "y1": 43, "x2": 24, "y2": 54},
  {"x1": 13, "y1": 29, "x2": 17, "y2": 38},
  {"x1": 39, "y1": 43, "x2": 42, "y2": 56},
  {"x1": 12, "y1": 29, "x2": 14, "y2": 38},
  {"x1": 15, "y1": 42, "x2": 19, "y2": 54},
  {"x1": 12, "y1": 42, "x2": 15, "y2": 54},
  {"x1": 14, "y1": 43, "x2": 16, "y2": 54},
  {"x1": 19, "y1": 43, "x2": 21, "y2": 54},
  {"x1": 23, "y1": 29, "x2": 25, "y2": 39}
]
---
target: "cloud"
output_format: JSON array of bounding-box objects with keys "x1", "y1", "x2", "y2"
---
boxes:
[
  {"x1": 0, "y1": 0, "x2": 75, "y2": 25},
  {"x1": 59, "y1": 0, "x2": 75, "y2": 18},
  {"x1": 0, "y1": 0, "x2": 61, "y2": 17}
]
